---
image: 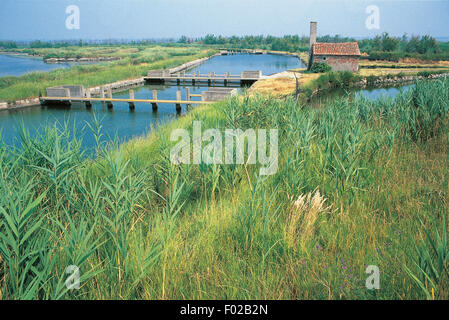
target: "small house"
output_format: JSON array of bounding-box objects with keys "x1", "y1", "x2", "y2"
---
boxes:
[{"x1": 308, "y1": 22, "x2": 361, "y2": 72}]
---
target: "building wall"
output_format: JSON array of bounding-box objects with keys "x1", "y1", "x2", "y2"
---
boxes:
[{"x1": 313, "y1": 55, "x2": 359, "y2": 72}]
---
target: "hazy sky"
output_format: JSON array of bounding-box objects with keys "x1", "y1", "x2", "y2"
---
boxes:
[{"x1": 0, "y1": 0, "x2": 448, "y2": 40}]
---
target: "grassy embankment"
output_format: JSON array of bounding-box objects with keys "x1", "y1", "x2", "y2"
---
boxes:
[
  {"x1": 0, "y1": 77, "x2": 448, "y2": 299},
  {"x1": 2, "y1": 43, "x2": 207, "y2": 61},
  {"x1": 251, "y1": 51, "x2": 449, "y2": 99},
  {"x1": 0, "y1": 45, "x2": 215, "y2": 103}
]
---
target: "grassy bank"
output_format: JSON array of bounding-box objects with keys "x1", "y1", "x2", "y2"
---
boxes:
[
  {"x1": 0, "y1": 46, "x2": 215, "y2": 103},
  {"x1": 250, "y1": 59, "x2": 449, "y2": 100},
  {"x1": 0, "y1": 77, "x2": 448, "y2": 299},
  {"x1": 3, "y1": 43, "x2": 207, "y2": 61},
  {"x1": 299, "y1": 69, "x2": 449, "y2": 100}
]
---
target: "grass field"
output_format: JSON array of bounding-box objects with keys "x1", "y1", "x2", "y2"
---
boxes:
[
  {"x1": 0, "y1": 45, "x2": 215, "y2": 103},
  {"x1": 1, "y1": 43, "x2": 207, "y2": 61},
  {"x1": 358, "y1": 59, "x2": 449, "y2": 77},
  {"x1": 0, "y1": 77, "x2": 448, "y2": 299}
]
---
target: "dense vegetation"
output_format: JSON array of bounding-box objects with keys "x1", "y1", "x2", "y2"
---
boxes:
[
  {"x1": 0, "y1": 41, "x2": 17, "y2": 49},
  {"x1": 0, "y1": 77, "x2": 448, "y2": 299},
  {"x1": 358, "y1": 33, "x2": 448, "y2": 61},
  {"x1": 200, "y1": 34, "x2": 310, "y2": 52},
  {"x1": 359, "y1": 33, "x2": 439, "y2": 53},
  {"x1": 310, "y1": 62, "x2": 332, "y2": 73}
]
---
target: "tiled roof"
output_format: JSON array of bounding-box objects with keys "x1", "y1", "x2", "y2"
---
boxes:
[{"x1": 312, "y1": 42, "x2": 361, "y2": 56}]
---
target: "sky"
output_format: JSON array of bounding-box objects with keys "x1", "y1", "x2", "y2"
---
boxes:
[{"x1": 0, "y1": 0, "x2": 448, "y2": 41}]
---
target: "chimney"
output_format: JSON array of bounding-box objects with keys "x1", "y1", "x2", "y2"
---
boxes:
[
  {"x1": 308, "y1": 21, "x2": 317, "y2": 70},
  {"x1": 309, "y1": 21, "x2": 317, "y2": 50}
]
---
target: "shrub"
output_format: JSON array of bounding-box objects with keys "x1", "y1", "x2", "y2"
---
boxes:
[
  {"x1": 417, "y1": 71, "x2": 432, "y2": 78},
  {"x1": 315, "y1": 73, "x2": 330, "y2": 89},
  {"x1": 311, "y1": 62, "x2": 332, "y2": 73},
  {"x1": 309, "y1": 71, "x2": 358, "y2": 93},
  {"x1": 339, "y1": 71, "x2": 356, "y2": 86},
  {"x1": 366, "y1": 75, "x2": 379, "y2": 85}
]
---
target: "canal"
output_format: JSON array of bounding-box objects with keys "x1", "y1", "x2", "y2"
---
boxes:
[{"x1": 0, "y1": 53, "x2": 303, "y2": 150}]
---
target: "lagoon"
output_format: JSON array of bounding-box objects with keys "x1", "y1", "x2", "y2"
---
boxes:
[
  {"x1": 0, "y1": 54, "x2": 75, "y2": 77},
  {"x1": 0, "y1": 53, "x2": 303, "y2": 150}
]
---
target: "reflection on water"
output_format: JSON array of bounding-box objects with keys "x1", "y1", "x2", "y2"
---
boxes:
[
  {"x1": 356, "y1": 84, "x2": 413, "y2": 100},
  {"x1": 193, "y1": 54, "x2": 304, "y2": 75},
  {"x1": 0, "y1": 54, "x2": 302, "y2": 150},
  {"x1": 0, "y1": 84, "x2": 203, "y2": 150},
  {"x1": 309, "y1": 84, "x2": 414, "y2": 108}
]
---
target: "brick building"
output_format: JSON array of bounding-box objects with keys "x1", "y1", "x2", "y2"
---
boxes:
[{"x1": 308, "y1": 22, "x2": 361, "y2": 72}]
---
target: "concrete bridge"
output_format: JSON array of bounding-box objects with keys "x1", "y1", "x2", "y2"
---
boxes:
[
  {"x1": 40, "y1": 85, "x2": 238, "y2": 113},
  {"x1": 144, "y1": 70, "x2": 262, "y2": 86},
  {"x1": 40, "y1": 68, "x2": 259, "y2": 112},
  {"x1": 219, "y1": 49, "x2": 265, "y2": 55}
]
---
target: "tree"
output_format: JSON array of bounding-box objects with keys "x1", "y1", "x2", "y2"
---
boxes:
[
  {"x1": 30, "y1": 40, "x2": 53, "y2": 48},
  {"x1": 0, "y1": 41, "x2": 17, "y2": 49},
  {"x1": 406, "y1": 35, "x2": 421, "y2": 53},
  {"x1": 419, "y1": 35, "x2": 439, "y2": 54},
  {"x1": 203, "y1": 34, "x2": 217, "y2": 44},
  {"x1": 381, "y1": 33, "x2": 399, "y2": 52}
]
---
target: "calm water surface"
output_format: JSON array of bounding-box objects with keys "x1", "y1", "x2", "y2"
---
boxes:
[
  {"x1": 1, "y1": 54, "x2": 412, "y2": 151},
  {"x1": 309, "y1": 84, "x2": 414, "y2": 108},
  {"x1": 195, "y1": 53, "x2": 303, "y2": 75},
  {"x1": 0, "y1": 54, "x2": 304, "y2": 150},
  {"x1": 0, "y1": 54, "x2": 78, "y2": 77}
]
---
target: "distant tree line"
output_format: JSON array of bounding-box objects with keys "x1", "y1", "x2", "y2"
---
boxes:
[
  {"x1": 358, "y1": 32, "x2": 440, "y2": 54},
  {"x1": 358, "y1": 33, "x2": 444, "y2": 61},
  {"x1": 0, "y1": 41, "x2": 17, "y2": 49},
  {"x1": 197, "y1": 34, "x2": 316, "y2": 52},
  {"x1": 2, "y1": 33, "x2": 447, "y2": 61},
  {"x1": 198, "y1": 34, "x2": 355, "y2": 52},
  {"x1": 0, "y1": 39, "x2": 171, "y2": 49},
  {"x1": 195, "y1": 33, "x2": 448, "y2": 61}
]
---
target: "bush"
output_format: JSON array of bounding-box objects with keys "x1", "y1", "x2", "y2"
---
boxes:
[
  {"x1": 366, "y1": 75, "x2": 379, "y2": 85},
  {"x1": 315, "y1": 73, "x2": 330, "y2": 89},
  {"x1": 311, "y1": 62, "x2": 332, "y2": 73},
  {"x1": 306, "y1": 71, "x2": 359, "y2": 94},
  {"x1": 417, "y1": 71, "x2": 432, "y2": 78},
  {"x1": 339, "y1": 71, "x2": 357, "y2": 86}
]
